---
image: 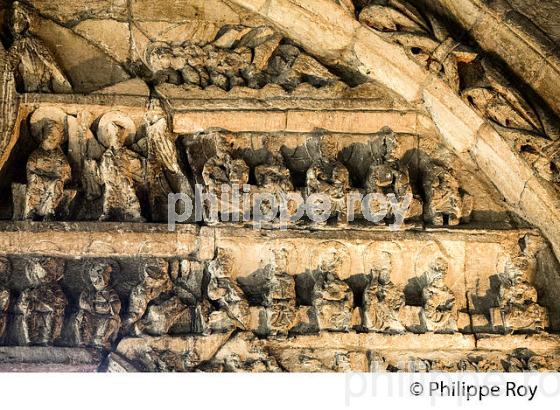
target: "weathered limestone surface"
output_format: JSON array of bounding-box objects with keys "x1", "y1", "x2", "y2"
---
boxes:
[{"x1": 0, "y1": 0, "x2": 559, "y2": 372}]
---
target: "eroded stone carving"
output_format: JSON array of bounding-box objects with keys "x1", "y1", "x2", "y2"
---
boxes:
[
  {"x1": 491, "y1": 258, "x2": 549, "y2": 333},
  {"x1": 356, "y1": 0, "x2": 560, "y2": 186},
  {"x1": 7, "y1": 2, "x2": 72, "y2": 93},
  {"x1": 0, "y1": 257, "x2": 11, "y2": 342},
  {"x1": 207, "y1": 249, "x2": 251, "y2": 332},
  {"x1": 143, "y1": 114, "x2": 194, "y2": 222},
  {"x1": 86, "y1": 111, "x2": 144, "y2": 222},
  {"x1": 124, "y1": 259, "x2": 172, "y2": 335},
  {"x1": 422, "y1": 162, "x2": 472, "y2": 226},
  {"x1": 147, "y1": 26, "x2": 338, "y2": 92},
  {"x1": 71, "y1": 261, "x2": 121, "y2": 348},
  {"x1": 362, "y1": 253, "x2": 405, "y2": 333},
  {"x1": 420, "y1": 257, "x2": 458, "y2": 333},
  {"x1": 13, "y1": 257, "x2": 67, "y2": 346},
  {"x1": 13, "y1": 107, "x2": 74, "y2": 221}
]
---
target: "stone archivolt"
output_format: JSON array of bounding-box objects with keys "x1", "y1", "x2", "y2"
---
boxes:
[{"x1": 356, "y1": 0, "x2": 560, "y2": 186}]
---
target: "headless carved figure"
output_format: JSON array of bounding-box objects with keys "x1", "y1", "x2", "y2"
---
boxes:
[
  {"x1": 207, "y1": 249, "x2": 250, "y2": 332},
  {"x1": 202, "y1": 153, "x2": 250, "y2": 221},
  {"x1": 14, "y1": 258, "x2": 67, "y2": 346},
  {"x1": 125, "y1": 259, "x2": 172, "y2": 336},
  {"x1": 73, "y1": 262, "x2": 121, "y2": 348},
  {"x1": 145, "y1": 116, "x2": 193, "y2": 222},
  {"x1": 8, "y1": 2, "x2": 72, "y2": 93}
]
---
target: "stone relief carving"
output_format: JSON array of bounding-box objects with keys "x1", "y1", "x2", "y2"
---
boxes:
[
  {"x1": 491, "y1": 257, "x2": 550, "y2": 334},
  {"x1": 70, "y1": 261, "x2": 121, "y2": 348},
  {"x1": 10, "y1": 112, "x2": 475, "y2": 226},
  {"x1": 420, "y1": 257, "x2": 458, "y2": 333},
  {"x1": 13, "y1": 257, "x2": 67, "y2": 346},
  {"x1": 0, "y1": 244, "x2": 552, "y2": 371},
  {"x1": 12, "y1": 107, "x2": 74, "y2": 221},
  {"x1": 146, "y1": 25, "x2": 339, "y2": 92},
  {"x1": 6, "y1": 2, "x2": 72, "y2": 93},
  {"x1": 0, "y1": 256, "x2": 11, "y2": 342},
  {"x1": 362, "y1": 252, "x2": 405, "y2": 333},
  {"x1": 356, "y1": 0, "x2": 560, "y2": 186},
  {"x1": 89, "y1": 111, "x2": 144, "y2": 222},
  {"x1": 422, "y1": 162, "x2": 473, "y2": 226}
]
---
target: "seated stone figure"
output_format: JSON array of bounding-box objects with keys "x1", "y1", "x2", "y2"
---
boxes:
[
  {"x1": 206, "y1": 248, "x2": 250, "y2": 332},
  {"x1": 254, "y1": 164, "x2": 299, "y2": 224},
  {"x1": 240, "y1": 248, "x2": 297, "y2": 337},
  {"x1": 310, "y1": 267, "x2": 354, "y2": 332},
  {"x1": 422, "y1": 163, "x2": 472, "y2": 226},
  {"x1": 7, "y1": 2, "x2": 72, "y2": 93},
  {"x1": 364, "y1": 138, "x2": 422, "y2": 223},
  {"x1": 13, "y1": 257, "x2": 67, "y2": 346},
  {"x1": 491, "y1": 258, "x2": 549, "y2": 333},
  {"x1": 124, "y1": 258, "x2": 172, "y2": 335},
  {"x1": 72, "y1": 261, "x2": 121, "y2": 348},
  {"x1": 306, "y1": 161, "x2": 351, "y2": 224},
  {"x1": 420, "y1": 258, "x2": 458, "y2": 333},
  {"x1": 362, "y1": 258, "x2": 405, "y2": 334},
  {"x1": 202, "y1": 153, "x2": 250, "y2": 222},
  {"x1": 84, "y1": 111, "x2": 145, "y2": 222},
  {"x1": 0, "y1": 257, "x2": 11, "y2": 342},
  {"x1": 13, "y1": 108, "x2": 73, "y2": 220}
]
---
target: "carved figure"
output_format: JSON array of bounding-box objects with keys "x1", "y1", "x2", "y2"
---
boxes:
[
  {"x1": 7, "y1": 2, "x2": 72, "y2": 93},
  {"x1": 202, "y1": 153, "x2": 250, "y2": 221},
  {"x1": 422, "y1": 163, "x2": 472, "y2": 226},
  {"x1": 491, "y1": 258, "x2": 549, "y2": 333},
  {"x1": 255, "y1": 249, "x2": 296, "y2": 336},
  {"x1": 72, "y1": 261, "x2": 121, "y2": 348},
  {"x1": 85, "y1": 111, "x2": 144, "y2": 222},
  {"x1": 13, "y1": 257, "x2": 67, "y2": 346},
  {"x1": 14, "y1": 108, "x2": 73, "y2": 220},
  {"x1": 310, "y1": 255, "x2": 353, "y2": 332},
  {"x1": 306, "y1": 161, "x2": 351, "y2": 224},
  {"x1": 0, "y1": 257, "x2": 11, "y2": 341},
  {"x1": 420, "y1": 257, "x2": 457, "y2": 333},
  {"x1": 362, "y1": 256, "x2": 405, "y2": 333},
  {"x1": 207, "y1": 248, "x2": 250, "y2": 332},
  {"x1": 143, "y1": 115, "x2": 193, "y2": 222},
  {"x1": 364, "y1": 134, "x2": 422, "y2": 222},
  {"x1": 125, "y1": 258, "x2": 172, "y2": 335}
]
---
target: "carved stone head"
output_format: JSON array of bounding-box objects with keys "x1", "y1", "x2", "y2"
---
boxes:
[
  {"x1": 425, "y1": 256, "x2": 449, "y2": 285},
  {"x1": 141, "y1": 258, "x2": 169, "y2": 281},
  {"x1": 9, "y1": 2, "x2": 30, "y2": 37},
  {"x1": 24, "y1": 257, "x2": 65, "y2": 287},
  {"x1": 97, "y1": 111, "x2": 137, "y2": 149},
  {"x1": 0, "y1": 256, "x2": 11, "y2": 287},
  {"x1": 87, "y1": 262, "x2": 113, "y2": 291},
  {"x1": 30, "y1": 107, "x2": 67, "y2": 150}
]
